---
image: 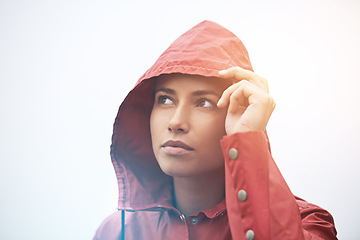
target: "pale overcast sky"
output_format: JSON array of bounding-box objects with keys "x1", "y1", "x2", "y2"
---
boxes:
[{"x1": 1, "y1": 0, "x2": 359, "y2": 239}]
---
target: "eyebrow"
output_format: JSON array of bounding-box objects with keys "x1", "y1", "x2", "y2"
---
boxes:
[
  {"x1": 192, "y1": 90, "x2": 221, "y2": 98},
  {"x1": 155, "y1": 88, "x2": 221, "y2": 97},
  {"x1": 155, "y1": 88, "x2": 175, "y2": 95}
]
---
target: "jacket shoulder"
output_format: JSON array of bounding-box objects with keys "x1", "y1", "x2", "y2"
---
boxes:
[
  {"x1": 296, "y1": 197, "x2": 338, "y2": 239},
  {"x1": 93, "y1": 211, "x2": 122, "y2": 240}
]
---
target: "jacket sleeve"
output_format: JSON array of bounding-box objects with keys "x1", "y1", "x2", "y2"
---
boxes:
[{"x1": 220, "y1": 131, "x2": 337, "y2": 240}]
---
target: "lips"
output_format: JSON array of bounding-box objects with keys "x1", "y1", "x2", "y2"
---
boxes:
[
  {"x1": 161, "y1": 140, "x2": 194, "y2": 155},
  {"x1": 161, "y1": 140, "x2": 194, "y2": 150}
]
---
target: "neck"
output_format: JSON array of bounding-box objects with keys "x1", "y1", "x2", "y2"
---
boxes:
[{"x1": 173, "y1": 170, "x2": 225, "y2": 218}]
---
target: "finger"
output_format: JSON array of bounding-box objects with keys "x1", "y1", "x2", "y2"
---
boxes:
[
  {"x1": 217, "y1": 80, "x2": 253, "y2": 108},
  {"x1": 219, "y1": 66, "x2": 254, "y2": 81},
  {"x1": 219, "y1": 67, "x2": 269, "y2": 93},
  {"x1": 227, "y1": 81, "x2": 259, "y2": 113},
  {"x1": 217, "y1": 81, "x2": 243, "y2": 108}
]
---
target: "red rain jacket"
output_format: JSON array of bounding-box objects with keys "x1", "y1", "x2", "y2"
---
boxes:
[{"x1": 93, "y1": 20, "x2": 337, "y2": 240}]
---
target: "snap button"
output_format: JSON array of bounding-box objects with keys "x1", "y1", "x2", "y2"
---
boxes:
[
  {"x1": 238, "y1": 190, "x2": 247, "y2": 202},
  {"x1": 191, "y1": 216, "x2": 198, "y2": 225},
  {"x1": 229, "y1": 148, "x2": 238, "y2": 160},
  {"x1": 246, "y1": 229, "x2": 255, "y2": 240}
]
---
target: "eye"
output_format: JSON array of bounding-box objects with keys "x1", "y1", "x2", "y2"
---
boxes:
[
  {"x1": 157, "y1": 95, "x2": 174, "y2": 105},
  {"x1": 196, "y1": 99, "x2": 214, "y2": 108}
]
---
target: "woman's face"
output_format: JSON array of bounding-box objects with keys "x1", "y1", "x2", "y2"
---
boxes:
[{"x1": 150, "y1": 74, "x2": 231, "y2": 178}]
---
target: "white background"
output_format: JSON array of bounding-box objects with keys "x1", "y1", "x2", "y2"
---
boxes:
[{"x1": 1, "y1": 0, "x2": 359, "y2": 239}]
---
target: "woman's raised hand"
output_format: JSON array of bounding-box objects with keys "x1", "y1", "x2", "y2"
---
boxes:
[{"x1": 217, "y1": 67, "x2": 275, "y2": 135}]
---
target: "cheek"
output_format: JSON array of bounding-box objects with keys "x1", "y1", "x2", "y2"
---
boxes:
[
  {"x1": 150, "y1": 111, "x2": 159, "y2": 144},
  {"x1": 197, "y1": 113, "x2": 227, "y2": 144},
  {"x1": 211, "y1": 110, "x2": 227, "y2": 135},
  {"x1": 150, "y1": 110, "x2": 155, "y2": 134},
  {"x1": 150, "y1": 109, "x2": 168, "y2": 147}
]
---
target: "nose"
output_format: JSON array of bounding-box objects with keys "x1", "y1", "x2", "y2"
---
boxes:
[{"x1": 168, "y1": 104, "x2": 190, "y2": 134}]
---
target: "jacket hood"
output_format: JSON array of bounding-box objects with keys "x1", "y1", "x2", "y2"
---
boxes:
[{"x1": 111, "y1": 20, "x2": 253, "y2": 210}]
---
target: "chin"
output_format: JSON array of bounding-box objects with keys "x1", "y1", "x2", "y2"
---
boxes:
[
  {"x1": 158, "y1": 161, "x2": 193, "y2": 178},
  {"x1": 160, "y1": 162, "x2": 224, "y2": 179},
  {"x1": 155, "y1": 152, "x2": 225, "y2": 178}
]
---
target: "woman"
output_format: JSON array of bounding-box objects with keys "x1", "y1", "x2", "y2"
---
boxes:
[{"x1": 93, "y1": 20, "x2": 337, "y2": 240}]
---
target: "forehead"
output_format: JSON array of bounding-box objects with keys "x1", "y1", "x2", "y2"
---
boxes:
[{"x1": 155, "y1": 74, "x2": 231, "y2": 92}]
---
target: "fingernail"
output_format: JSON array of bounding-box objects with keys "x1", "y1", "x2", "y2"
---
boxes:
[{"x1": 218, "y1": 70, "x2": 226, "y2": 75}]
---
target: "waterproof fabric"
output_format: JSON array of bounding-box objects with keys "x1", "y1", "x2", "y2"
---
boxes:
[{"x1": 93, "y1": 20, "x2": 337, "y2": 239}]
